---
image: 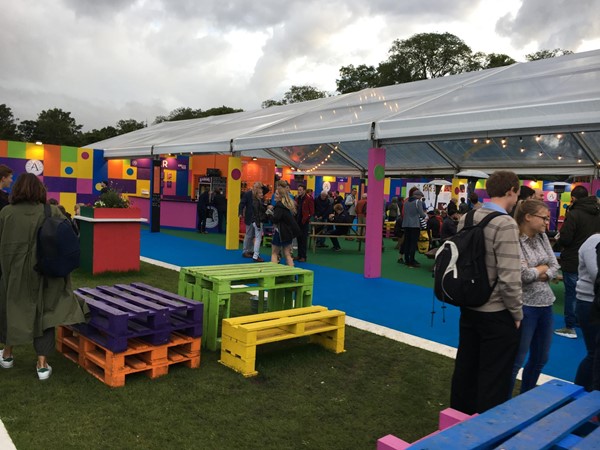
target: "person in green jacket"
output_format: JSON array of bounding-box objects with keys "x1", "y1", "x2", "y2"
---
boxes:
[{"x1": 0, "y1": 173, "x2": 87, "y2": 380}]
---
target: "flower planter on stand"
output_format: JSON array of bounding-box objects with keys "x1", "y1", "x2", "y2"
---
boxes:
[{"x1": 77, "y1": 206, "x2": 146, "y2": 274}]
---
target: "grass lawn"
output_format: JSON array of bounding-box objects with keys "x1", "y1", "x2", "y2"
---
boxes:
[{"x1": 0, "y1": 262, "x2": 455, "y2": 450}]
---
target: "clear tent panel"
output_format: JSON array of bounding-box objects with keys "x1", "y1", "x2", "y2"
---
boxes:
[{"x1": 436, "y1": 134, "x2": 593, "y2": 169}]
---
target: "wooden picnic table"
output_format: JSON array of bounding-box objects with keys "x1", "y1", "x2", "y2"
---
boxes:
[{"x1": 309, "y1": 221, "x2": 366, "y2": 253}]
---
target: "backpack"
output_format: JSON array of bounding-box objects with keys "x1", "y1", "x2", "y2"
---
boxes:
[
  {"x1": 417, "y1": 229, "x2": 430, "y2": 254},
  {"x1": 433, "y1": 210, "x2": 503, "y2": 307},
  {"x1": 36, "y1": 204, "x2": 80, "y2": 277}
]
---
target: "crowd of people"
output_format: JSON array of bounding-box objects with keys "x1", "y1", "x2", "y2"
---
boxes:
[{"x1": 236, "y1": 174, "x2": 600, "y2": 410}]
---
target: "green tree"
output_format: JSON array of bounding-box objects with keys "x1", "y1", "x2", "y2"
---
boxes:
[
  {"x1": 155, "y1": 106, "x2": 243, "y2": 123},
  {"x1": 116, "y1": 119, "x2": 146, "y2": 134},
  {"x1": 375, "y1": 60, "x2": 415, "y2": 86},
  {"x1": 82, "y1": 126, "x2": 119, "y2": 146},
  {"x1": 387, "y1": 32, "x2": 473, "y2": 80},
  {"x1": 485, "y1": 53, "x2": 517, "y2": 68},
  {"x1": 16, "y1": 119, "x2": 39, "y2": 143},
  {"x1": 336, "y1": 64, "x2": 380, "y2": 94},
  {"x1": 0, "y1": 104, "x2": 20, "y2": 141},
  {"x1": 526, "y1": 48, "x2": 573, "y2": 61},
  {"x1": 261, "y1": 99, "x2": 285, "y2": 108},
  {"x1": 283, "y1": 85, "x2": 328, "y2": 104},
  {"x1": 262, "y1": 85, "x2": 328, "y2": 108},
  {"x1": 22, "y1": 108, "x2": 83, "y2": 146}
]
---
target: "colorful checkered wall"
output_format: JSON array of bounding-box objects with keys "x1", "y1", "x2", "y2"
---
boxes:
[{"x1": 0, "y1": 140, "x2": 152, "y2": 216}]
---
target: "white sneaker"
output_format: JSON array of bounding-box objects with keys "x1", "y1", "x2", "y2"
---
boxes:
[
  {"x1": 554, "y1": 327, "x2": 577, "y2": 339},
  {"x1": 37, "y1": 364, "x2": 52, "y2": 381},
  {"x1": 0, "y1": 349, "x2": 14, "y2": 369}
]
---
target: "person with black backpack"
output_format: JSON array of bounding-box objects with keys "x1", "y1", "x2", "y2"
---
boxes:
[
  {"x1": 0, "y1": 174, "x2": 87, "y2": 381},
  {"x1": 447, "y1": 170, "x2": 523, "y2": 415},
  {"x1": 573, "y1": 232, "x2": 600, "y2": 392}
]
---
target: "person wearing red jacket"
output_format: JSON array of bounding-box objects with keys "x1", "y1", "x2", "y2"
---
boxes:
[{"x1": 294, "y1": 185, "x2": 314, "y2": 263}]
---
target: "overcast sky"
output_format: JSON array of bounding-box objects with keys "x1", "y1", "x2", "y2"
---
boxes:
[{"x1": 1, "y1": 0, "x2": 599, "y2": 131}]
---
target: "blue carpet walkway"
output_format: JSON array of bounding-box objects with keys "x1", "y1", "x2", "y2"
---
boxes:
[{"x1": 140, "y1": 230, "x2": 586, "y2": 382}]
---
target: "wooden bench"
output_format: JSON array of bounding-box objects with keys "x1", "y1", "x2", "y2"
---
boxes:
[
  {"x1": 219, "y1": 306, "x2": 345, "y2": 377},
  {"x1": 379, "y1": 379, "x2": 600, "y2": 449},
  {"x1": 309, "y1": 221, "x2": 366, "y2": 253}
]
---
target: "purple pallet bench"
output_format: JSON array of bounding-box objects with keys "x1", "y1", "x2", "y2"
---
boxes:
[{"x1": 74, "y1": 283, "x2": 203, "y2": 353}]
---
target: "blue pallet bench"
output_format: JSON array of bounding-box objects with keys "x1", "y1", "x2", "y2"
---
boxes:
[
  {"x1": 379, "y1": 379, "x2": 600, "y2": 450},
  {"x1": 74, "y1": 283, "x2": 203, "y2": 353}
]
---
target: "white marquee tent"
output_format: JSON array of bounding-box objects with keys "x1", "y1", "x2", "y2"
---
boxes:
[{"x1": 89, "y1": 49, "x2": 600, "y2": 177}]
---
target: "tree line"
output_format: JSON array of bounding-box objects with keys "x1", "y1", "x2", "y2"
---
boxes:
[{"x1": 0, "y1": 32, "x2": 571, "y2": 147}]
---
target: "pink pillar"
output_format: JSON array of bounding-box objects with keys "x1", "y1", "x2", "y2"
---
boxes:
[{"x1": 365, "y1": 147, "x2": 386, "y2": 278}]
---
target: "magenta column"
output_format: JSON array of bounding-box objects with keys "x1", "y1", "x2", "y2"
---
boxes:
[{"x1": 365, "y1": 147, "x2": 386, "y2": 278}]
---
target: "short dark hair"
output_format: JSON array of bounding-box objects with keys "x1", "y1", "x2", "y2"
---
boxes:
[
  {"x1": 297, "y1": 184, "x2": 306, "y2": 190},
  {"x1": 0, "y1": 164, "x2": 13, "y2": 180},
  {"x1": 469, "y1": 192, "x2": 479, "y2": 204},
  {"x1": 518, "y1": 185, "x2": 535, "y2": 201},
  {"x1": 10, "y1": 173, "x2": 47, "y2": 205},
  {"x1": 571, "y1": 185, "x2": 589, "y2": 200},
  {"x1": 486, "y1": 171, "x2": 520, "y2": 198}
]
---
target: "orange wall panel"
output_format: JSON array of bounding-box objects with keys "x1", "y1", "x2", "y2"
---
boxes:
[{"x1": 43, "y1": 145, "x2": 62, "y2": 176}]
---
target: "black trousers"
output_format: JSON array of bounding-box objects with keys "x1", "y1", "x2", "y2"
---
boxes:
[
  {"x1": 34, "y1": 328, "x2": 56, "y2": 356},
  {"x1": 450, "y1": 308, "x2": 520, "y2": 414},
  {"x1": 297, "y1": 222, "x2": 309, "y2": 259},
  {"x1": 403, "y1": 228, "x2": 420, "y2": 264}
]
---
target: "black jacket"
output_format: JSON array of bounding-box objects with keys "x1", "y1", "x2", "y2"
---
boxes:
[
  {"x1": 557, "y1": 196, "x2": 600, "y2": 272},
  {"x1": 252, "y1": 197, "x2": 267, "y2": 225},
  {"x1": 271, "y1": 202, "x2": 301, "y2": 243},
  {"x1": 331, "y1": 210, "x2": 352, "y2": 235},
  {"x1": 314, "y1": 195, "x2": 332, "y2": 220},
  {"x1": 213, "y1": 192, "x2": 227, "y2": 213},
  {"x1": 238, "y1": 190, "x2": 254, "y2": 225}
]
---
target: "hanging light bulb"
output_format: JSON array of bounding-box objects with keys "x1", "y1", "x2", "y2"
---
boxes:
[
  {"x1": 578, "y1": 159, "x2": 582, "y2": 163},
  {"x1": 556, "y1": 134, "x2": 563, "y2": 139},
  {"x1": 539, "y1": 151, "x2": 543, "y2": 157},
  {"x1": 520, "y1": 147, "x2": 526, "y2": 153},
  {"x1": 502, "y1": 143, "x2": 507, "y2": 149},
  {"x1": 501, "y1": 138, "x2": 506, "y2": 145},
  {"x1": 535, "y1": 135, "x2": 542, "y2": 142},
  {"x1": 558, "y1": 155, "x2": 563, "y2": 160},
  {"x1": 519, "y1": 137, "x2": 523, "y2": 143},
  {"x1": 472, "y1": 138, "x2": 478, "y2": 144},
  {"x1": 485, "y1": 138, "x2": 491, "y2": 144}
]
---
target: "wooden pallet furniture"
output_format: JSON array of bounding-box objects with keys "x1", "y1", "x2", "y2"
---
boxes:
[
  {"x1": 57, "y1": 326, "x2": 201, "y2": 387},
  {"x1": 379, "y1": 379, "x2": 600, "y2": 449},
  {"x1": 219, "y1": 306, "x2": 345, "y2": 377},
  {"x1": 309, "y1": 221, "x2": 366, "y2": 253},
  {"x1": 178, "y1": 263, "x2": 314, "y2": 351},
  {"x1": 74, "y1": 282, "x2": 203, "y2": 353}
]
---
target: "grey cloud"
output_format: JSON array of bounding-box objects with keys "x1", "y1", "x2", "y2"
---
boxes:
[{"x1": 496, "y1": 0, "x2": 600, "y2": 51}]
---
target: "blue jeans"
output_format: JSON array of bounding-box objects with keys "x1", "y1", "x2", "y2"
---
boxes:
[
  {"x1": 562, "y1": 271, "x2": 579, "y2": 328},
  {"x1": 575, "y1": 300, "x2": 600, "y2": 391},
  {"x1": 511, "y1": 305, "x2": 553, "y2": 395}
]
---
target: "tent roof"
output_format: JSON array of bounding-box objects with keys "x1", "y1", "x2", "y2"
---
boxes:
[{"x1": 89, "y1": 49, "x2": 600, "y2": 176}]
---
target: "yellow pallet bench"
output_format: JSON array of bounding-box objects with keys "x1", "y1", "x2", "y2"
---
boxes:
[{"x1": 219, "y1": 306, "x2": 345, "y2": 377}]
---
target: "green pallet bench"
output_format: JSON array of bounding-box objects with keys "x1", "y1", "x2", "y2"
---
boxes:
[{"x1": 178, "y1": 263, "x2": 314, "y2": 351}]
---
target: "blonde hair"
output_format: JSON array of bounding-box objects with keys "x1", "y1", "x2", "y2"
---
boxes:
[
  {"x1": 276, "y1": 186, "x2": 296, "y2": 214},
  {"x1": 514, "y1": 199, "x2": 548, "y2": 226}
]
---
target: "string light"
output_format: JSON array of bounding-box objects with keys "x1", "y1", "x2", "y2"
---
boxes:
[
  {"x1": 485, "y1": 138, "x2": 491, "y2": 144},
  {"x1": 472, "y1": 138, "x2": 478, "y2": 143},
  {"x1": 520, "y1": 147, "x2": 526, "y2": 153},
  {"x1": 578, "y1": 159, "x2": 582, "y2": 163},
  {"x1": 538, "y1": 151, "x2": 544, "y2": 157},
  {"x1": 556, "y1": 134, "x2": 563, "y2": 139},
  {"x1": 558, "y1": 155, "x2": 563, "y2": 160},
  {"x1": 535, "y1": 135, "x2": 542, "y2": 142},
  {"x1": 501, "y1": 138, "x2": 506, "y2": 145},
  {"x1": 305, "y1": 149, "x2": 336, "y2": 173}
]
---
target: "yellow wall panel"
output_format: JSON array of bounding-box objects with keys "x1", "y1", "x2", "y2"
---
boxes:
[
  {"x1": 60, "y1": 161, "x2": 78, "y2": 178},
  {"x1": 59, "y1": 192, "x2": 77, "y2": 218},
  {"x1": 77, "y1": 148, "x2": 94, "y2": 178},
  {"x1": 136, "y1": 179, "x2": 150, "y2": 197},
  {"x1": 25, "y1": 143, "x2": 45, "y2": 161}
]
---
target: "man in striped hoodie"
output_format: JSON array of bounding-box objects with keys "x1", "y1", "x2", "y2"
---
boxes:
[{"x1": 450, "y1": 170, "x2": 523, "y2": 414}]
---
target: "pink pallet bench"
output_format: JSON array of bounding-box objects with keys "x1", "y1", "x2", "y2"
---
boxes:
[{"x1": 377, "y1": 408, "x2": 474, "y2": 450}]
